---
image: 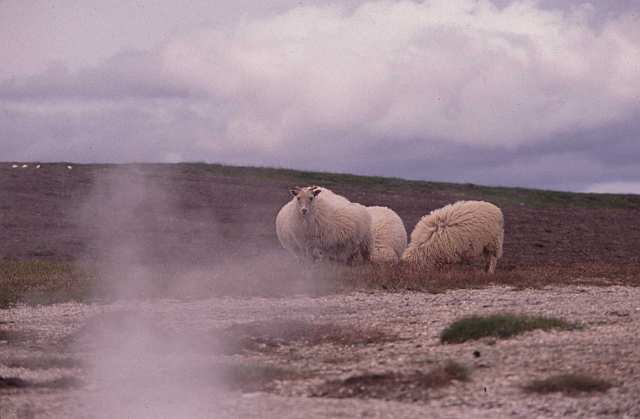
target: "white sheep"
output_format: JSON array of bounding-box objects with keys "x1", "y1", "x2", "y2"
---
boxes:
[
  {"x1": 275, "y1": 186, "x2": 372, "y2": 264},
  {"x1": 401, "y1": 200, "x2": 504, "y2": 273},
  {"x1": 367, "y1": 206, "x2": 407, "y2": 263}
]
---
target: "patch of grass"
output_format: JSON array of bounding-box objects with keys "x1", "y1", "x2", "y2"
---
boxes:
[
  {"x1": 216, "y1": 319, "x2": 396, "y2": 354},
  {"x1": 440, "y1": 313, "x2": 580, "y2": 344},
  {"x1": 311, "y1": 360, "x2": 469, "y2": 401},
  {"x1": 0, "y1": 260, "x2": 96, "y2": 308},
  {"x1": 524, "y1": 373, "x2": 613, "y2": 395}
]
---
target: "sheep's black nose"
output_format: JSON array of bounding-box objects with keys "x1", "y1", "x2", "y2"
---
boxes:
[{"x1": 301, "y1": 208, "x2": 308, "y2": 215}]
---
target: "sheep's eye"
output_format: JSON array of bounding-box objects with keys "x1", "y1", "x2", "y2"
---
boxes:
[{"x1": 296, "y1": 197, "x2": 300, "y2": 201}]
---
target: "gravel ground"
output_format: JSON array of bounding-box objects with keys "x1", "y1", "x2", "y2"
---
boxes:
[{"x1": 2, "y1": 285, "x2": 640, "y2": 419}]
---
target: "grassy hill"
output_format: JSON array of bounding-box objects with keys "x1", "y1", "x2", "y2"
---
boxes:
[{"x1": 1, "y1": 162, "x2": 639, "y2": 306}]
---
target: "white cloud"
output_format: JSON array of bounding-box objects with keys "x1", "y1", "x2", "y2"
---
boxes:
[
  {"x1": 584, "y1": 182, "x2": 640, "y2": 195},
  {"x1": 1, "y1": 0, "x2": 639, "y2": 192},
  {"x1": 161, "y1": 0, "x2": 640, "y2": 150}
]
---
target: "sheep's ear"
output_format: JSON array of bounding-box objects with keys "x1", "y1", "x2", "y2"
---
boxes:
[
  {"x1": 289, "y1": 187, "x2": 300, "y2": 197},
  {"x1": 312, "y1": 188, "x2": 322, "y2": 197}
]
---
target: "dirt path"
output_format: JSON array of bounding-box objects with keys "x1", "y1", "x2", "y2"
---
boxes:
[{"x1": 2, "y1": 285, "x2": 640, "y2": 418}]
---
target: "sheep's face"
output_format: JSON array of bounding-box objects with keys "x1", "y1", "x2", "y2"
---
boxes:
[{"x1": 290, "y1": 186, "x2": 322, "y2": 217}]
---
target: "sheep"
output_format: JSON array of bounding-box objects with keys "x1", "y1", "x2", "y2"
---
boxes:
[
  {"x1": 275, "y1": 185, "x2": 372, "y2": 264},
  {"x1": 367, "y1": 206, "x2": 407, "y2": 263},
  {"x1": 401, "y1": 200, "x2": 504, "y2": 273}
]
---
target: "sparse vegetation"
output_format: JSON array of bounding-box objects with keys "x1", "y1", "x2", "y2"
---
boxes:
[
  {"x1": 176, "y1": 163, "x2": 640, "y2": 209},
  {"x1": 440, "y1": 313, "x2": 580, "y2": 344},
  {"x1": 2, "y1": 258, "x2": 640, "y2": 307},
  {"x1": 2, "y1": 162, "x2": 640, "y2": 307},
  {"x1": 0, "y1": 260, "x2": 95, "y2": 308},
  {"x1": 216, "y1": 363, "x2": 302, "y2": 393},
  {"x1": 0, "y1": 328, "x2": 32, "y2": 343},
  {"x1": 216, "y1": 319, "x2": 397, "y2": 354},
  {"x1": 524, "y1": 373, "x2": 613, "y2": 395},
  {"x1": 311, "y1": 360, "x2": 469, "y2": 401}
]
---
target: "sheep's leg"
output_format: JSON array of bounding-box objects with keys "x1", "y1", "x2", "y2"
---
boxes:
[
  {"x1": 484, "y1": 254, "x2": 498, "y2": 274},
  {"x1": 360, "y1": 244, "x2": 371, "y2": 264}
]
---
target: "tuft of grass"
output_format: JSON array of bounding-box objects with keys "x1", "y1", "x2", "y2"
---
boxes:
[
  {"x1": 311, "y1": 360, "x2": 469, "y2": 401},
  {"x1": 524, "y1": 373, "x2": 613, "y2": 395},
  {"x1": 216, "y1": 319, "x2": 396, "y2": 354},
  {"x1": 440, "y1": 313, "x2": 580, "y2": 344},
  {"x1": 0, "y1": 260, "x2": 96, "y2": 308}
]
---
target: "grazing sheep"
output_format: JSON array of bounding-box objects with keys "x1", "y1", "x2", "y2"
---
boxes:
[
  {"x1": 401, "y1": 200, "x2": 504, "y2": 273},
  {"x1": 66, "y1": 165, "x2": 73, "y2": 170},
  {"x1": 275, "y1": 186, "x2": 372, "y2": 264},
  {"x1": 367, "y1": 206, "x2": 407, "y2": 263}
]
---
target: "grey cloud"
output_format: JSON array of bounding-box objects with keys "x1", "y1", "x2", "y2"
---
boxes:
[
  {"x1": 1, "y1": 0, "x2": 640, "y2": 193},
  {"x1": 0, "y1": 51, "x2": 199, "y2": 101}
]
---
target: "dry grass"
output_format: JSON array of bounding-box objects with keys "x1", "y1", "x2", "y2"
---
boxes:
[
  {"x1": 0, "y1": 260, "x2": 95, "y2": 308},
  {"x1": 311, "y1": 360, "x2": 470, "y2": 402},
  {"x1": 333, "y1": 263, "x2": 640, "y2": 293},
  {"x1": 524, "y1": 373, "x2": 613, "y2": 395},
  {"x1": 216, "y1": 319, "x2": 397, "y2": 355},
  {"x1": 0, "y1": 329, "x2": 31, "y2": 344},
  {"x1": 3, "y1": 259, "x2": 640, "y2": 308},
  {"x1": 440, "y1": 313, "x2": 580, "y2": 344}
]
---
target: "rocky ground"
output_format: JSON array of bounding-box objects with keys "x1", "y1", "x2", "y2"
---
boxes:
[{"x1": 2, "y1": 285, "x2": 640, "y2": 419}]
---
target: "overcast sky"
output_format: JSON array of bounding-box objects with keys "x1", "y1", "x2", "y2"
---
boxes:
[{"x1": 1, "y1": 0, "x2": 639, "y2": 193}]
